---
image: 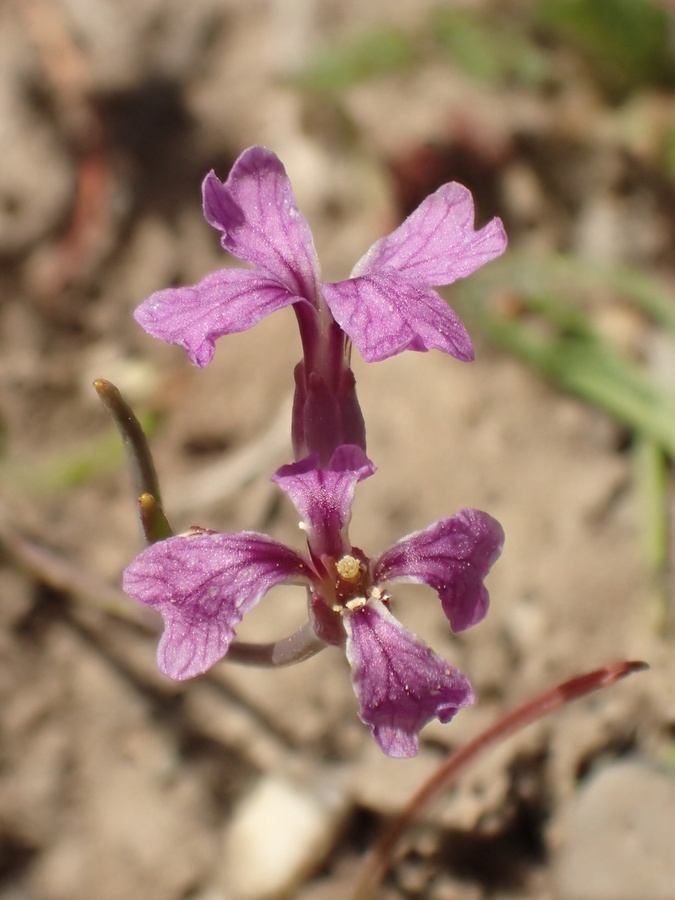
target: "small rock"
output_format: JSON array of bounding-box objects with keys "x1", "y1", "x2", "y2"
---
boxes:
[
  {"x1": 219, "y1": 770, "x2": 350, "y2": 900},
  {"x1": 554, "y1": 759, "x2": 675, "y2": 900}
]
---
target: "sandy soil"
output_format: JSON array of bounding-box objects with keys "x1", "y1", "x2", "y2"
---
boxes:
[{"x1": 1, "y1": 1, "x2": 674, "y2": 898}]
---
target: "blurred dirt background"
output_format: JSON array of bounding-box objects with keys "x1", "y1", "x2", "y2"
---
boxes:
[{"x1": 1, "y1": 1, "x2": 675, "y2": 898}]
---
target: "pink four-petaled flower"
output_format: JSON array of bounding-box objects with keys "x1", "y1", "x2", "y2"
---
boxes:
[
  {"x1": 134, "y1": 146, "x2": 507, "y2": 368},
  {"x1": 123, "y1": 446, "x2": 504, "y2": 757}
]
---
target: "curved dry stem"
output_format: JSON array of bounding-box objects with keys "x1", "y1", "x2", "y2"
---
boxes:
[
  {"x1": 0, "y1": 519, "x2": 154, "y2": 626},
  {"x1": 0, "y1": 517, "x2": 326, "y2": 670},
  {"x1": 228, "y1": 621, "x2": 327, "y2": 667},
  {"x1": 351, "y1": 660, "x2": 649, "y2": 900}
]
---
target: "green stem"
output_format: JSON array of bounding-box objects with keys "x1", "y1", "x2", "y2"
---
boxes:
[
  {"x1": 94, "y1": 379, "x2": 163, "y2": 505},
  {"x1": 138, "y1": 492, "x2": 174, "y2": 544}
]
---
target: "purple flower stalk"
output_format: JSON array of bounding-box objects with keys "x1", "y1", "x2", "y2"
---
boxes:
[
  {"x1": 123, "y1": 446, "x2": 504, "y2": 757},
  {"x1": 135, "y1": 147, "x2": 506, "y2": 463}
]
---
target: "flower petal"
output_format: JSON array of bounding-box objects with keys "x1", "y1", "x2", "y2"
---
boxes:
[
  {"x1": 351, "y1": 182, "x2": 507, "y2": 285},
  {"x1": 202, "y1": 147, "x2": 321, "y2": 300},
  {"x1": 321, "y1": 269, "x2": 473, "y2": 362},
  {"x1": 373, "y1": 508, "x2": 504, "y2": 632},
  {"x1": 272, "y1": 446, "x2": 375, "y2": 560},
  {"x1": 123, "y1": 532, "x2": 308, "y2": 680},
  {"x1": 344, "y1": 599, "x2": 474, "y2": 757},
  {"x1": 134, "y1": 268, "x2": 297, "y2": 367}
]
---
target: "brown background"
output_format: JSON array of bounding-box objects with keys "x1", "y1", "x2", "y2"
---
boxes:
[{"x1": 1, "y1": 1, "x2": 674, "y2": 898}]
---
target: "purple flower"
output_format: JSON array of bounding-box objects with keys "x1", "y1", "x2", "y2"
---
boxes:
[
  {"x1": 135, "y1": 146, "x2": 506, "y2": 368},
  {"x1": 123, "y1": 446, "x2": 504, "y2": 758}
]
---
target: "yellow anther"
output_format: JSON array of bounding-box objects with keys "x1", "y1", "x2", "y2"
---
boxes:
[{"x1": 336, "y1": 554, "x2": 361, "y2": 581}]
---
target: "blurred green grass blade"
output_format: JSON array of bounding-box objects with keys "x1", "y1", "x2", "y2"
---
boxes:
[
  {"x1": 537, "y1": 0, "x2": 675, "y2": 92},
  {"x1": 634, "y1": 434, "x2": 669, "y2": 573},
  {"x1": 511, "y1": 289, "x2": 595, "y2": 338},
  {"x1": 544, "y1": 255, "x2": 675, "y2": 336},
  {"x1": 468, "y1": 252, "x2": 675, "y2": 336},
  {"x1": 460, "y1": 267, "x2": 675, "y2": 459},
  {"x1": 0, "y1": 413, "x2": 160, "y2": 494},
  {"x1": 456, "y1": 250, "x2": 675, "y2": 626},
  {"x1": 430, "y1": 10, "x2": 552, "y2": 85},
  {"x1": 290, "y1": 28, "x2": 417, "y2": 93},
  {"x1": 430, "y1": 11, "x2": 503, "y2": 82},
  {"x1": 460, "y1": 282, "x2": 675, "y2": 458},
  {"x1": 291, "y1": 9, "x2": 551, "y2": 95},
  {"x1": 634, "y1": 434, "x2": 671, "y2": 631}
]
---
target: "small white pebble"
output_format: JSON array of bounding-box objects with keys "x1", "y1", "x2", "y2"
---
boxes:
[{"x1": 220, "y1": 773, "x2": 348, "y2": 900}]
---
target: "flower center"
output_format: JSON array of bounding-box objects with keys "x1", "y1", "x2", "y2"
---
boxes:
[{"x1": 331, "y1": 554, "x2": 382, "y2": 614}]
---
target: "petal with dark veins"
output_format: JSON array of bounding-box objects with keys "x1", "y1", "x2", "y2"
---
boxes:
[
  {"x1": 344, "y1": 599, "x2": 474, "y2": 758},
  {"x1": 123, "y1": 532, "x2": 308, "y2": 679},
  {"x1": 373, "y1": 508, "x2": 504, "y2": 633}
]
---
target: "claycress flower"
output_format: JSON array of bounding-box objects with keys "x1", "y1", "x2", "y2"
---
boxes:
[
  {"x1": 134, "y1": 146, "x2": 506, "y2": 461},
  {"x1": 123, "y1": 446, "x2": 504, "y2": 758},
  {"x1": 135, "y1": 145, "x2": 506, "y2": 367}
]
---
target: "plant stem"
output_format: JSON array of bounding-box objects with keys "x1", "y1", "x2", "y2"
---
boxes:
[
  {"x1": 228, "y1": 621, "x2": 327, "y2": 667},
  {"x1": 93, "y1": 379, "x2": 164, "y2": 505},
  {"x1": 351, "y1": 660, "x2": 648, "y2": 899},
  {"x1": 138, "y1": 492, "x2": 174, "y2": 544}
]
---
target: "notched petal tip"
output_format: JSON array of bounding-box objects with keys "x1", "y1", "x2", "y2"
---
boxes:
[
  {"x1": 202, "y1": 148, "x2": 289, "y2": 237},
  {"x1": 351, "y1": 180, "x2": 507, "y2": 287},
  {"x1": 203, "y1": 146, "x2": 321, "y2": 298},
  {"x1": 202, "y1": 169, "x2": 245, "y2": 237},
  {"x1": 134, "y1": 270, "x2": 297, "y2": 367},
  {"x1": 123, "y1": 531, "x2": 308, "y2": 681},
  {"x1": 373, "y1": 508, "x2": 504, "y2": 634},
  {"x1": 345, "y1": 600, "x2": 474, "y2": 758},
  {"x1": 483, "y1": 215, "x2": 508, "y2": 253}
]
